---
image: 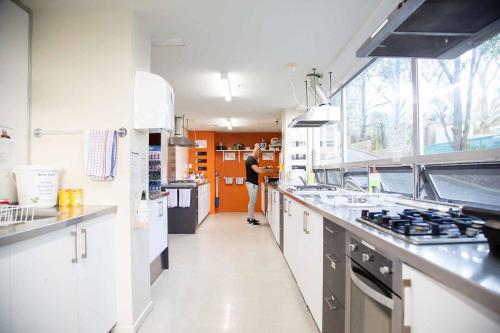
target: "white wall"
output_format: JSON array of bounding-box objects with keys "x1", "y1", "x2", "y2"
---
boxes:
[
  {"x1": 0, "y1": 0, "x2": 30, "y2": 201},
  {"x1": 325, "y1": 0, "x2": 400, "y2": 92},
  {"x1": 27, "y1": 4, "x2": 152, "y2": 332}
]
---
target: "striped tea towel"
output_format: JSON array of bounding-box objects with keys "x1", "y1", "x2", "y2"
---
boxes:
[{"x1": 84, "y1": 130, "x2": 117, "y2": 181}]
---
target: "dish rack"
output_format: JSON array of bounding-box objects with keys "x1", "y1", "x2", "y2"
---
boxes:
[{"x1": 0, "y1": 206, "x2": 35, "y2": 226}]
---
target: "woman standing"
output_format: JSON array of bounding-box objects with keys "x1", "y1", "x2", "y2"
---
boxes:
[{"x1": 245, "y1": 145, "x2": 273, "y2": 225}]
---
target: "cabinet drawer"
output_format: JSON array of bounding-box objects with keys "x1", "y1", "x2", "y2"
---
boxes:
[
  {"x1": 322, "y1": 285, "x2": 345, "y2": 333},
  {"x1": 323, "y1": 218, "x2": 345, "y2": 257},
  {"x1": 323, "y1": 251, "x2": 346, "y2": 307}
]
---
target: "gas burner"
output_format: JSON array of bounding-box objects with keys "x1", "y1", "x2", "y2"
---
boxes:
[{"x1": 358, "y1": 208, "x2": 487, "y2": 245}]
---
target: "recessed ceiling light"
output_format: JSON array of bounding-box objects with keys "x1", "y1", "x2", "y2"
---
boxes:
[
  {"x1": 220, "y1": 73, "x2": 232, "y2": 102},
  {"x1": 287, "y1": 63, "x2": 297, "y2": 72},
  {"x1": 152, "y1": 37, "x2": 186, "y2": 47}
]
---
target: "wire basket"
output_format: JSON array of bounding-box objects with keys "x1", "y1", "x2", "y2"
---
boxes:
[
  {"x1": 235, "y1": 177, "x2": 245, "y2": 185},
  {"x1": 224, "y1": 177, "x2": 233, "y2": 185},
  {"x1": 0, "y1": 206, "x2": 35, "y2": 227}
]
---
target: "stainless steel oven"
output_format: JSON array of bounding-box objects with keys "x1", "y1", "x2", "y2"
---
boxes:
[{"x1": 346, "y1": 236, "x2": 403, "y2": 333}]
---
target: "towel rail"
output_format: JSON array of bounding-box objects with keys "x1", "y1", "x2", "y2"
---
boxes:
[{"x1": 33, "y1": 127, "x2": 128, "y2": 138}]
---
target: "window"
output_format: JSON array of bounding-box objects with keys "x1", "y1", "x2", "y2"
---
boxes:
[
  {"x1": 419, "y1": 34, "x2": 500, "y2": 154},
  {"x1": 326, "y1": 168, "x2": 342, "y2": 187},
  {"x1": 343, "y1": 167, "x2": 368, "y2": 191},
  {"x1": 345, "y1": 58, "x2": 413, "y2": 162},
  {"x1": 313, "y1": 169, "x2": 326, "y2": 184},
  {"x1": 369, "y1": 166, "x2": 413, "y2": 197},
  {"x1": 312, "y1": 93, "x2": 342, "y2": 167},
  {"x1": 418, "y1": 163, "x2": 500, "y2": 209}
]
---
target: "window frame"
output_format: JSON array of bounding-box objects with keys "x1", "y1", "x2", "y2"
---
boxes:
[{"x1": 308, "y1": 37, "x2": 500, "y2": 209}]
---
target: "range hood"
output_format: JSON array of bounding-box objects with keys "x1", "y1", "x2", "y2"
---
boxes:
[
  {"x1": 289, "y1": 70, "x2": 337, "y2": 128},
  {"x1": 357, "y1": 0, "x2": 500, "y2": 59},
  {"x1": 169, "y1": 116, "x2": 195, "y2": 147},
  {"x1": 288, "y1": 105, "x2": 334, "y2": 128}
]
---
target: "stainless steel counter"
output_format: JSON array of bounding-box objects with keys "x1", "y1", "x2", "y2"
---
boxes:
[
  {"x1": 269, "y1": 184, "x2": 500, "y2": 316},
  {"x1": 0, "y1": 205, "x2": 117, "y2": 247}
]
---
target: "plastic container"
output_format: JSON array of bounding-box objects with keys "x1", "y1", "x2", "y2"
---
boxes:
[
  {"x1": 70, "y1": 189, "x2": 83, "y2": 207},
  {"x1": 12, "y1": 165, "x2": 60, "y2": 208},
  {"x1": 58, "y1": 189, "x2": 71, "y2": 207}
]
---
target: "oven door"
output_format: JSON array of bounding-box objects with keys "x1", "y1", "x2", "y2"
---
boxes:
[{"x1": 349, "y1": 259, "x2": 397, "y2": 333}]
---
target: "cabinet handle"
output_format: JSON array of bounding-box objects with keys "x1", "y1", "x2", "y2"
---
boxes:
[
  {"x1": 403, "y1": 278, "x2": 412, "y2": 333},
  {"x1": 283, "y1": 200, "x2": 287, "y2": 213},
  {"x1": 325, "y1": 253, "x2": 337, "y2": 270},
  {"x1": 71, "y1": 231, "x2": 78, "y2": 263},
  {"x1": 288, "y1": 200, "x2": 291, "y2": 216},
  {"x1": 81, "y1": 228, "x2": 88, "y2": 259},
  {"x1": 158, "y1": 201, "x2": 164, "y2": 217},
  {"x1": 324, "y1": 296, "x2": 337, "y2": 311},
  {"x1": 325, "y1": 226, "x2": 336, "y2": 234},
  {"x1": 303, "y1": 211, "x2": 309, "y2": 234}
]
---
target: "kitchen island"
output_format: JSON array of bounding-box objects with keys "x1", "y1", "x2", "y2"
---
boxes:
[
  {"x1": 267, "y1": 184, "x2": 500, "y2": 333},
  {"x1": 0, "y1": 205, "x2": 117, "y2": 333}
]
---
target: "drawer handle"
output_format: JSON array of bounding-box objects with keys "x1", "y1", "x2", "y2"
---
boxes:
[
  {"x1": 325, "y1": 226, "x2": 336, "y2": 234},
  {"x1": 325, "y1": 253, "x2": 337, "y2": 270},
  {"x1": 324, "y1": 296, "x2": 337, "y2": 311},
  {"x1": 81, "y1": 228, "x2": 88, "y2": 259},
  {"x1": 71, "y1": 231, "x2": 78, "y2": 263}
]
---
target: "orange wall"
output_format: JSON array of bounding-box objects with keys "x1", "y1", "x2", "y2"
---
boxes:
[
  {"x1": 188, "y1": 131, "x2": 216, "y2": 214},
  {"x1": 215, "y1": 132, "x2": 281, "y2": 213}
]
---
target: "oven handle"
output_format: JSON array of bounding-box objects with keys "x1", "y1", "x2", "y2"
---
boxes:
[{"x1": 350, "y1": 268, "x2": 394, "y2": 310}]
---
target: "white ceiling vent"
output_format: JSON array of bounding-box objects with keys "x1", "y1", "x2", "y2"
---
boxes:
[{"x1": 152, "y1": 37, "x2": 186, "y2": 47}]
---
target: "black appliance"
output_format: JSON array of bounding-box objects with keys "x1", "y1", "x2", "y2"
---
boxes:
[
  {"x1": 264, "y1": 176, "x2": 279, "y2": 185},
  {"x1": 462, "y1": 206, "x2": 500, "y2": 256},
  {"x1": 357, "y1": 208, "x2": 487, "y2": 245},
  {"x1": 357, "y1": 0, "x2": 500, "y2": 59},
  {"x1": 347, "y1": 236, "x2": 402, "y2": 333}
]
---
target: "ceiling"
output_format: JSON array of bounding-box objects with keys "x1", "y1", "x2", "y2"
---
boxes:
[
  {"x1": 136, "y1": 0, "x2": 381, "y2": 132},
  {"x1": 25, "y1": 0, "x2": 383, "y2": 132}
]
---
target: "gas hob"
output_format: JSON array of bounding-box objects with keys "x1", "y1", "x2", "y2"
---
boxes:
[{"x1": 357, "y1": 208, "x2": 488, "y2": 245}]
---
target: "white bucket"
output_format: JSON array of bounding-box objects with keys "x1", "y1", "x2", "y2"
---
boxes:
[{"x1": 12, "y1": 165, "x2": 60, "y2": 208}]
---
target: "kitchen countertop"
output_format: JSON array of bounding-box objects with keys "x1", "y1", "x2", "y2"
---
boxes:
[
  {"x1": 162, "y1": 181, "x2": 209, "y2": 189},
  {"x1": 149, "y1": 192, "x2": 170, "y2": 200},
  {"x1": 0, "y1": 205, "x2": 117, "y2": 247},
  {"x1": 268, "y1": 184, "x2": 500, "y2": 316}
]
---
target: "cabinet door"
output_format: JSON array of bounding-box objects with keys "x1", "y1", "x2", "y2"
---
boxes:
[
  {"x1": 198, "y1": 187, "x2": 203, "y2": 223},
  {"x1": 10, "y1": 226, "x2": 79, "y2": 333},
  {"x1": 151, "y1": 197, "x2": 168, "y2": 262},
  {"x1": 77, "y1": 215, "x2": 116, "y2": 333},
  {"x1": 402, "y1": 264, "x2": 500, "y2": 333},
  {"x1": 0, "y1": 245, "x2": 10, "y2": 333},
  {"x1": 261, "y1": 186, "x2": 265, "y2": 213},
  {"x1": 303, "y1": 208, "x2": 324, "y2": 329}
]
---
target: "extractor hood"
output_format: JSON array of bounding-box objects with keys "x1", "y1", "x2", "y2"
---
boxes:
[
  {"x1": 289, "y1": 70, "x2": 338, "y2": 128},
  {"x1": 169, "y1": 116, "x2": 195, "y2": 147},
  {"x1": 288, "y1": 105, "x2": 334, "y2": 128},
  {"x1": 357, "y1": 0, "x2": 500, "y2": 59}
]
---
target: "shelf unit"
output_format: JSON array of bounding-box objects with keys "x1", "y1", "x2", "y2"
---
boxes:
[{"x1": 217, "y1": 149, "x2": 280, "y2": 162}]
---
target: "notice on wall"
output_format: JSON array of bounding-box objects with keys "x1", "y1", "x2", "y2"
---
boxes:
[
  {"x1": 0, "y1": 126, "x2": 13, "y2": 161},
  {"x1": 195, "y1": 140, "x2": 207, "y2": 149}
]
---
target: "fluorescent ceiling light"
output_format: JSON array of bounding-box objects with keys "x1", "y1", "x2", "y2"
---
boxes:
[
  {"x1": 371, "y1": 18, "x2": 388, "y2": 39},
  {"x1": 152, "y1": 37, "x2": 186, "y2": 46},
  {"x1": 220, "y1": 73, "x2": 232, "y2": 102},
  {"x1": 226, "y1": 118, "x2": 232, "y2": 130}
]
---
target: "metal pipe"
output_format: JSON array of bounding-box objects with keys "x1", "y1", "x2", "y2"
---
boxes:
[{"x1": 305, "y1": 80, "x2": 309, "y2": 111}]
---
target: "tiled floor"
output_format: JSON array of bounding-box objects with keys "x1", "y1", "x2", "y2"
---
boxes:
[{"x1": 139, "y1": 212, "x2": 319, "y2": 333}]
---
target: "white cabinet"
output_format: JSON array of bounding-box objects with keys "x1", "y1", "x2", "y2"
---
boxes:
[
  {"x1": 149, "y1": 197, "x2": 168, "y2": 263},
  {"x1": 77, "y1": 216, "x2": 116, "y2": 333},
  {"x1": 267, "y1": 188, "x2": 280, "y2": 246},
  {"x1": 8, "y1": 215, "x2": 116, "y2": 333},
  {"x1": 261, "y1": 185, "x2": 266, "y2": 214},
  {"x1": 283, "y1": 198, "x2": 323, "y2": 330},
  {"x1": 0, "y1": 245, "x2": 11, "y2": 333},
  {"x1": 197, "y1": 183, "x2": 210, "y2": 224},
  {"x1": 10, "y1": 226, "x2": 80, "y2": 333},
  {"x1": 402, "y1": 264, "x2": 500, "y2": 333}
]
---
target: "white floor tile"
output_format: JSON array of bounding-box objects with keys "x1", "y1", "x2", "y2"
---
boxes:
[{"x1": 139, "y1": 212, "x2": 319, "y2": 333}]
